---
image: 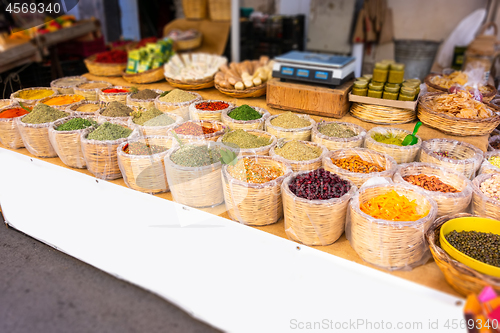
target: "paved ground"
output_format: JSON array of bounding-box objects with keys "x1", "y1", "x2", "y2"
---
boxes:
[{"x1": 0, "y1": 213, "x2": 220, "y2": 333}]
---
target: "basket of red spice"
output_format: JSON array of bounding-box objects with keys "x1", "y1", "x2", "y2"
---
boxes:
[
  {"x1": 0, "y1": 103, "x2": 31, "y2": 149},
  {"x1": 188, "y1": 100, "x2": 234, "y2": 121},
  {"x1": 84, "y1": 50, "x2": 128, "y2": 77},
  {"x1": 172, "y1": 120, "x2": 227, "y2": 142},
  {"x1": 98, "y1": 86, "x2": 131, "y2": 104}
]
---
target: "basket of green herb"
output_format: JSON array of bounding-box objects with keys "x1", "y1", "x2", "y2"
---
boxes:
[
  {"x1": 126, "y1": 89, "x2": 163, "y2": 109},
  {"x1": 98, "y1": 86, "x2": 131, "y2": 104},
  {"x1": 269, "y1": 140, "x2": 327, "y2": 172},
  {"x1": 312, "y1": 121, "x2": 366, "y2": 151},
  {"x1": 364, "y1": 127, "x2": 422, "y2": 164},
  {"x1": 129, "y1": 106, "x2": 184, "y2": 137},
  {"x1": 217, "y1": 129, "x2": 277, "y2": 156},
  {"x1": 154, "y1": 89, "x2": 202, "y2": 121},
  {"x1": 98, "y1": 101, "x2": 134, "y2": 126},
  {"x1": 221, "y1": 105, "x2": 270, "y2": 131},
  {"x1": 48, "y1": 116, "x2": 97, "y2": 168},
  {"x1": 265, "y1": 112, "x2": 315, "y2": 141}
]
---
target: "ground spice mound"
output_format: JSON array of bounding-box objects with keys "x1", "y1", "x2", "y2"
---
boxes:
[
  {"x1": 170, "y1": 145, "x2": 221, "y2": 167},
  {"x1": 87, "y1": 122, "x2": 132, "y2": 141},
  {"x1": 222, "y1": 130, "x2": 270, "y2": 149},
  {"x1": 132, "y1": 107, "x2": 174, "y2": 126},
  {"x1": 274, "y1": 140, "x2": 321, "y2": 161},
  {"x1": 174, "y1": 122, "x2": 217, "y2": 136},
  {"x1": 101, "y1": 101, "x2": 133, "y2": 117},
  {"x1": 159, "y1": 89, "x2": 196, "y2": 103},
  {"x1": 78, "y1": 82, "x2": 110, "y2": 90},
  {"x1": 360, "y1": 190, "x2": 428, "y2": 221},
  {"x1": 331, "y1": 155, "x2": 385, "y2": 173},
  {"x1": 270, "y1": 112, "x2": 311, "y2": 129},
  {"x1": 227, "y1": 158, "x2": 283, "y2": 184},
  {"x1": 21, "y1": 104, "x2": 68, "y2": 124},
  {"x1": 124, "y1": 141, "x2": 168, "y2": 155},
  {"x1": 56, "y1": 118, "x2": 96, "y2": 131},
  {"x1": 318, "y1": 123, "x2": 356, "y2": 138},
  {"x1": 130, "y1": 89, "x2": 160, "y2": 100},
  {"x1": 18, "y1": 89, "x2": 54, "y2": 100},
  {"x1": 227, "y1": 105, "x2": 262, "y2": 120}
]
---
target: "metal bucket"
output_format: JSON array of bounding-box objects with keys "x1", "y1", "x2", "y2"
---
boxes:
[{"x1": 395, "y1": 40, "x2": 441, "y2": 80}]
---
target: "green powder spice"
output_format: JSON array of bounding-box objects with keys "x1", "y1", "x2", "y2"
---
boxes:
[
  {"x1": 130, "y1": 89, "x2": 160, "y2": 100},
  {"x1": 222, "y1": 129, "x2": 271, "y2": 149},
  {"x1": 56, "y1": 118, "x2": 97, "y2": 131},
  {"x1": 87, "y1": 122, "x2": 132, "y2": 141},
  {"x1": 227, "y1": 105, "x2": 262, "y2": 121},
  {"x1": 159, "y1": 89, "x2": 195, "y2": 103},
  {"x1": 21, "y1": 104, "x2": 68, "y2": 124},
  {"x1": 274, "y1": 140, "x2": 322, "y2": 161},
  {"x1": 318, "y1": 123, "x2": 356, "y2": 138},
  {"x1": 270, "y1": 112, "x2": 310, "y2": 129},
  {"x1": 132, "y1": 107, "x2": 175, "y2": 126},
  {"x1": 101, "y1": 101, "x2": 133, "y2": 117},
  {"x1": 170, "y1": 145, "x2": 221, "y2": 167},
  {"x1": 372, "y1": 132, "x2": 404, "y2": 146}
]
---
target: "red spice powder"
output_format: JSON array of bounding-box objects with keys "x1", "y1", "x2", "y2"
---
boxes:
[
  {"x1": 0, "y1": 107, "x2": 30, "y2": 119},
  {"x1": 95, "y1": 50, "x2": 128, "y2": 64},
  {"x1": 174, "y1": 122, "x2": 218, "y2": 136},
  {"x1": 102, "y1": 88, "x2": 129, "y2": 94},
  {"x1": 195, "y1": 101, "x2": 229, "y2": 111}
]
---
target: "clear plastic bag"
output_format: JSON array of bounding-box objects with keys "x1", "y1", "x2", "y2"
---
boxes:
[
  {"x1": 418, "y1": 138, "x2": 483, "y2": 179},
  {"x1": 282, "y1": 170, "x2": 357, "y2": 246},
  {"x1": 269, "y1": 140, "x2": 328, "y2": 172},
  {"x1": 346, "y1": 183, "x2": 438, "y2": 270},
  {"x1": 364, "y1": 127, "x2": 422, "y2": 164},
  {"x1": 97, "y1": 104, "x2": 134, "y2": 126},
  {"x1": 189, "y1": 100, "x2": 235, "y2": 122},
  {"x1": 221, "y1": 106, "x2": 270, "y2": 131},
  {"x1": 98, "y1": 86, "x2": 131, "y2": 104},
  {"x1": 164, "y1": 141, "x2": 224, "y2": 208},
  {"x1": 172, "y1": 120, "x2": 227, "y2": 142},
  {"x1": 393, "y1": 162, "x2": 473, "y2": 217},
  {"x1": 471, "y1": 173, "x2": 500, "y2": 220},
  {"x1": 311, "y1": 121, "x2": 366, "y2": 151},
  {"x1": 50, "y1": 76, "x2": 88, "y2": 94},
  {"x1": 479, "y1": 151, "x2": 500, "y2": 174},
  {"x1": 0, "y1": 102, "x2": 25, "y2": 149},
  {"x1": 67, "y1": 100, "x2": 102, "y2": 118},
  {"x1": 488, "y1": 134, "x2": 500, "y2": 151},
  {"x1": 126, "y1": 89, "x2": 163, "y2": 109},
  {"x1": 11, "y1": 87, "x2": 58, "y2": 107},
  {"x1": 117, "y1": 136, "x2": 175, "y2": 194},
  {"x1": 128, "y1": 112, "x2": 184, "y2": 137},
  {"x1": 322, "y1": 148, "x2": 397, "y2": 188},
  {"x1": 217, "y1": 129, "x2": 277, "y2": 156},
  {"x1": 222, "y1": 155, "x2": 292, "y2": 226},
  {"x1": 74, "y1": 81, "x2": 112, "y2": 101},
  {"x1": 265, "y1": 114, "x2": 315, "y2": 141},
  {"x1": 154, "y1": 91, "x2": 202, "y2": 121},
  {"x1": 37, "y1": 94, "x2": 85, "y2": 111}
]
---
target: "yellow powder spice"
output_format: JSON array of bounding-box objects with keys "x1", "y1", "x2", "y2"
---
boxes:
[{"x1": 18, "y1": 89, "x2": 55, "y2": 100}]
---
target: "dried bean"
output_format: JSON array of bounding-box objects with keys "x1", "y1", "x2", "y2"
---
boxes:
[
  {"x1": 480, "y1": 174, "x2": 500, "y2": 201},
  {"x1": 403, "y1": 174, "x2": 458, "y2": 193},
  {"x1": 331, "y1": 155, "x2": 385, "y2": 173},
  {"x1": 289, "y1": 169, "x2": 351, "y2": 200}
]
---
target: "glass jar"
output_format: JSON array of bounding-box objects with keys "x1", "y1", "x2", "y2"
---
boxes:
[
  {"x1": 368, "y1": 82, "x2": 384, "y2": 98},
  {"x1": 403, "y1": 81, "x2": 420, "y2": 95},
  {"x1": 383, "y1": 85, "x2": 399, "y2": 100},
  {"x1": 388, "y1": 63, "x2": 405, "y2": 84},
  {"x1": 362, "y1": 74, "x2": 373, "y2": 81},
  {"x1": 372, "y1": 62, "x2": 389, "y2": 82},
  {"x1": 399, "y1": 87, "x2": 416, "y2": 101},
  {"x1": 352, "y1": 80, "x2": 368, "y2": 96},
  {"x1": 356, "y1": 77, "x2": 369, "y2": 82}
]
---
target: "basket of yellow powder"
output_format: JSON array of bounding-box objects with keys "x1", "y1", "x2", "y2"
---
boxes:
[
  {"x1": 129, "y1": 107, "x2": 183, "y2": 137},
  {"x1": 16, "y1": 104, "x2": 70, "y2": 157},
  {"x1": 154, "y1": 89, "x2": 202, "y2": 121},
  {"x1": 74, "y1": 81, "x2": 113, "y2": 101},
  {"x1": 270, "y1": 139, "x2": 327, "y2": 172},
  {"x1": 312, "y1": 121, "x2": 367, "y2": 151},
  {"x1": 37, "y1": 94, "x2": 85, "y2": 111},
  {"x1": 364, "y1": 127, "x2": 422, "y2": 164},
  {"x1": 265, "y1": 112, "x2": 315, "y2": 141},
  {"x1": 479, "y1": 151, "x2": 500, "y2": 175},
  {"x1": 222, "y1": 155, "x2": 292, "y2": 226},
  {"x1": 11, "y1": 87, "x2": 57, "y2": 107},
  {"x1": 346, "y1": 183, "x2": 437, "y2": 270},
  {"x1": 217, "y1": 129, "x2": 277, "y2": 156},
  {"x1": 67, "y1": 101, "x2": 102, "y2": 118}
]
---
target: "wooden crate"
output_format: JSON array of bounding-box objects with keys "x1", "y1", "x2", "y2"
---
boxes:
[{"x1": 266, "y1": 78, "x2": 353, "y2": 118}]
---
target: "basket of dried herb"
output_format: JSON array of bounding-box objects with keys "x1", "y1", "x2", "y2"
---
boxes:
[
  {"x1": 265, "y1": 112, "x2": 315, "y2": 141},
  {"x1": 217, "y1": 129, "x2": 277, "y2": 156},
  {"x1": 312, "y1": 121, "x2": 366, "y2": 151},
  {"x1": 126, "y1": 89, "x2": 163, "y2": 109},
  {"x1": 129, "y1": 106, "x2": 184, "y2": 137},
  {"x1": 98, "y1": 101, "x2": 134, "y2": 126},
  {"x1": 270, "y1": 139, "x2": 327, "y2": 172},
  {"x1": 154, "y1": 89, "x2": 202, "y2": 121}
]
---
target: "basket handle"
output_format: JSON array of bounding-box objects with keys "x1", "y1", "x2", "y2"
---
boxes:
[{"x1": 477, "y1": 22, "x2": 498, "y2": 37}]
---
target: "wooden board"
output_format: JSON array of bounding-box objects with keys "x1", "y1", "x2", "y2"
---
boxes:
[{"x1": 266, "y1": 78, "x2": 353, "y2": 118}]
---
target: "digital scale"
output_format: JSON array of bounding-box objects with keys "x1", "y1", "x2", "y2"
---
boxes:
[{"x1": 273, "y1": 51, "x2": 355, "y2": 87}]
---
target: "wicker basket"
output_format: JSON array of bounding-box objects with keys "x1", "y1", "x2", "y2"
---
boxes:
[
  {"x1": 128, "y1": 112, "x2": 184, "y2": 137},
  {"x1": 117, "y1": 136, "x2": 175, "y2": 194},
  {"x1": 426, "y1": 213, "x2": 500, "y2": 296},
  {"x1": 126, "y1": 89, "x2": 163, "y2": 109},
  {"x1": 98, "y1": 86, "x2": 131, "y2": 104},
  {"x1": 50, "y1": 76, "x2": 88, "y2": 94},
  {"x1": 471, "y1": 173, "x2": 500, "y2": 220},
  {"x1": 166, "y1": 77, "x2": 214, "y2": 90},
  {"x1": 215, "y1": 82, "x2": 267, "y2": 98},
  {"x1": 97, "y1": 104, "x2": 133, "y2": 126},
  {"x1": 364, "y1": 127, "x2": 422, "y2": 164},
  {"x1": 0, "y1": 99, "x2": 13, "y2": 109},
  {"x1": 479, "y1": 151, "x2": 500, "y2": 175},
  {"x1": 393, "y1": 162, "x2": 473, "y2": 217},
  {"x1": 189, "y1": 100, "x2": 234, "y2": 121},
  {"x1": 16, "y1": 113, "x2": 70, "y2": 158},
  {"x1": 48, "y1": 116, "x2": 96, "y2": 168},
  {"x1": 208, "y1": 0, "x2": 230, "y2": 20},
  {"x1": 122, "y1": 67, "x2": 165, "y2": 84},
  {"x1": 11, "y1": 87, "x2": 57, "y2": 107},
  {"x1": 74, "y1": 81, "x2": 113, "y2": 101},
  {"x1": 164, "y1": 142, "x2": 224, "y2": 208},
  {"x1": 424, "y1": 73, "x2": 497, "y2": 102},
  {"x1": 418, "y1": 138, "x2": 483, "y2": 180},
  {"x1": 217, "y1": 129, "x2": 277, "y2": 156},
  {"x1": 84, "y1": 55, "x2": 127, "y2": 77},
  {"x1": 81, "y1": 125, "x2": 137, "y2": 180},
  {"x1": 154, "y1": 91, "x2": 202, "y2": 121},
  {"x1": 418, "y1": 92, "x2": 500, "y2": 136},
  {"x1": 269, "y1": 140, "x2": 328, "y2": 172},
  {"x1": 0, "y1": 103, "x2": 26, "y2": 149},
  {"x1": 312, "y1": 121, "x2": 366, "y2": 151},
  {"x1": 222, "y1": 156, "x2": 292, "y2": 226},
  {"x1": 182, "y1": 0, "x2": 207, "y2": 19},
  {"x1": 282, "y1": 171, "x2": 357, "y2": 246},
  {"x1": 172, "y1": 120, "x2": 227, "y2": 142},
  {"x1": 67, "y1": 101, "x2": 102, "y2": 118},
  {"x1": 346, "y1": 183, "x2": 438, "y2": 270},
  {"x1": 265, "y1": 114, "x2": 315, "y2": 141},
  {"x1": 350, "y1": 102, "x2": 416, "y2": 125},
  {"x1": 37, "y1": 94, "x2": 85, "y2": 111},
  {"x1": 323, "y1": 148, "x2": 397, "y2": 188},
  {"x1": 221, "y1": 106, "x2": 270, "y2": 131}
]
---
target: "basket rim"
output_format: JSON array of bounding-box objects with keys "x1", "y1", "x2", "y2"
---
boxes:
[
  {"x1": 266, "y1": 113, "x2": 315, "y2": 132},
  {"x1": 214, "y1": 81, "x2": 267, "y2": 94},
  {"x1": 50, "y1": 76, "x2": 88, "y2": 89},
  {"x1": 313, "y1": 120, "x2": 367, "y2": 142},
  {"x1": 218, "y1": 128, "x2": 277, "y2": 151},
  {"x1": 421, "y1": 138, "x2": 483, "y2": 164},
  {"x1": 117, "y1": 135, "x2": 173, "y2": 158},
  {"x1": 99, "y1": 86, "x2": 133, "y2": 95},
  {"x1": 424, "y1": 73, "x2": 497, "y2": 98},
  {"x1": 84, "y1": 54, "x2": 127, "y2": 67},
  {"x1": 127, "y1": 89, "x2": 164, "y2": 103}
]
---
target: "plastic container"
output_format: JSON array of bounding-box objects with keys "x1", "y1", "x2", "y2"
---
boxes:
[
  {"x1": 50, "y1": 76, "x2": 88, "y2": 94},
  {"x1": 364, "y1": 127, "x2": 422, "y2": 164},
  {"x1": 37, "y1": 94, "x2": 85, "y2": 111},
  {"x1": 154, "y1": 91, "x2": 202, "y2": 121},
  {"x1": 172, "y1": 120, "x2": 227, "y2": 142},
  {"x1": 67, "y1": 100, "x2": 102, "y2": 118},
  {"x1": 98, "y1": 86, "x2": 131, "y2": 104},
  {"x1": 74, "y1": 81, "x2": 112, "y2": 101},
  {"x1": 312, "y1": 121, "x2": 366, "y2": 151},
  {"x1": 471, "y1": 173, "x2": 500, "y2": 220},
  {"x1": 221, "y1": 105, "x2": 270, "y2": 131},
  {"x1": 479, "y1": 151, "x2": 500, "y2": 175},
  {"x1": 346, "y1": 183, "x2": 438, "y2": 270},
  {"x1": 388, "y1": 63, "x2": 405, "y2": 84},
  {"x1": 265, "y1": 114, "x2": 315, "y2": 141},
  {"x1": 373, "y1": 62, "x2": 389, "y2": 82},
  {"x1": 189, "y1": 100, "x2": 235, "y2": 121},
  {"x1": 126, "y1": 89, "x2": 163, "y2": 109},
  {"x1": 269, "y1": 140, "x2": 328, "y2": 172},
  {"x1": 282, "y1": 171, "x2": 357, "y2": 246},
  {"x1": 217, "y1": 129, "x2": 277, "y2": 156},
  {"x1": 393, "y1": 162, "x2": 473, "y2": 217},
  {"x1": 0, "y1": 103, "x2": 26, "y2": 149},
  {"x1": 128, "y1": 111, "x2": 183, "y2": 137},
  {"x1": 11, "y1": 87, "x2": 58, "y2": 107}
]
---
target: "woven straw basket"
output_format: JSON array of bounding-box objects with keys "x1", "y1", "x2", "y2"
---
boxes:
[
  {"x1": 182, "y1": 0, "x2": 207, "y2": 19},
  {"x1": 364, "y1": 127, "x2": 422, "y2": 164},
  {"x1": 16, "y1": 113, "x2": 70, "y2": 158},
  {"x1": 128, "y1": 112, "x2": 184, "y2": 137},
  {"x1": 11, "y1": 87, "x2": 57, "y2": 107},
  {"x1": 122, "y1": 67, "x2": 165, "y2": 84},
  {"x1": 154, "y1": 91, "x2": 202, "y2": 121},
  {"x1": 221, "y1": 106, "x2": 269, "y2": 131},
  {"x1": 424, "y1": 73, "x2": 497, "y2": 102},
  {"x1": 50, "y1": 76, "x2": 88, "y2": 94},
  {"x1": 0, "y1": 99, "x2": 13, "y2": 108},
  {"x1": 48, "y1": 116, "x2": 96, "y2": 168},
  {"x1": 74, "y1": 81, "x2": 112, "y2": 101},
  {"x1": 393, "y1": 162, "x2": 473, "y2": 217},
  {"x1": 269, "y1": 140, "x2": 328, "y2": 172},
  {"x1": 189, "y1": 100, "x2": 234, "y2": 121},
  {"x1": 350, "y1": 102, "x2": 416, "y2": 125},
  {"x1": 126, "y1": 89, "x2": 163, "y2": 109},
  {"x1": 166, "y1": 77, "x2": 213, "y2": 90},
  {"x1": 172, "y1": 120, "x2": 227, "y2": 142},
  {"x1": 98, "y1": 86, "x2": 131, "y2": 104},
  {"x1": 0, "y1": 104, "x2": 26, "y2": 149},
  {"x1": 418, "y1": 92, "x2": 500, "y2": 136},
  {"x1": 426, "y1": 213, "x2": 500, "y2": 296},
  {"x1": 215, "y1": 82, "x2": 267, "y2": 98},
  {"x1": 312, "y1": 121, "x2": 366, "y2": 151},
  {"x1": 323, "y1": 148, "x2": 397, "y2": 188},
  {"x1": 164, "y1": 142, "x2": 224, "y2": 208},
  {"x1": 81, "y1": 125, "x2": 137, "y2": 180},
  {"x1": 471, "y1": 173, "x2": 500, "y2": 220},
  {"x1": 37, "y1": 94, "x2": 85, "y2": 111},
  {"x1": 84, "y1": 55, "x2": 127, "y2": 77},
  {"x1": 479, "y1": 151, "x2": 500, "y2": 175},
  {"x1": 222, "y1": 156, "x2": 292, "y2": 226},
  {"x1": 217, "y1": 129, "x2": 277, "y2": 156},
  {"x1": 67, "y1": 101, "x2": 102, "y2": 118},
  {"x1": 266, "y1": 114, "x2": 315, "y2": 141},
  {"x1": 117, "y1": 136, "x2": 175, "y2": 194},
  {"x1": 347, "y1": 183, "x2": 438, "y2": 270},
  {"x1": 282, "y1": 171, "x2": 357, "y2": 246},
  {"x1": 208, "y1": 0, "x2": 231, "y2": 20},
  {"x1": 418, "y1": 139, "x2": 483, "y2": 180}
]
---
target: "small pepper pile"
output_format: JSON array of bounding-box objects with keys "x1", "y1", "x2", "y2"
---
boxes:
[
  {"x1": 403, "y1": 174, "x2": 459, "y2": 193},
  {"x1": 102, "y1": 88, "x2": 130, "y2": 94},
  {"x1": 228, "y1": 158, "x2": 284, "y2": 184},
  {"x1": 0, "y1": 107, "x2": 29, "y2": 119},
  {"x1": 95, "y1": 50, "x2": 128, "y2": 64},
  {"x1": 360, "y1": 190, "x2": 428, "y2": 221},
  {"x1": 289, "y1": 169, "x2": 351, "y2": 200},
  {"x1": 174, "y1": 122, "x2": 218, "y2": 136},
  {"x1": 331, "y1": 155, "x2": 385, "y2": 173},
  {"x1": 123, "y1": 142, "x2": 168, "y2": 155},
  {"x1": 43, "y1": 95, "x2": 84, "y2": 106},
  {"x1": 434, "y1": 151, "x2": 460, "y2": 159},
  {"x1": 195, "y1": 101, "x2": 229, "y2": 111}
]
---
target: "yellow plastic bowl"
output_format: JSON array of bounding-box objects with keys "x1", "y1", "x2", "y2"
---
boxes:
[{"x1": 440, "y1": 216, "x2": 500, "y2": 277}]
